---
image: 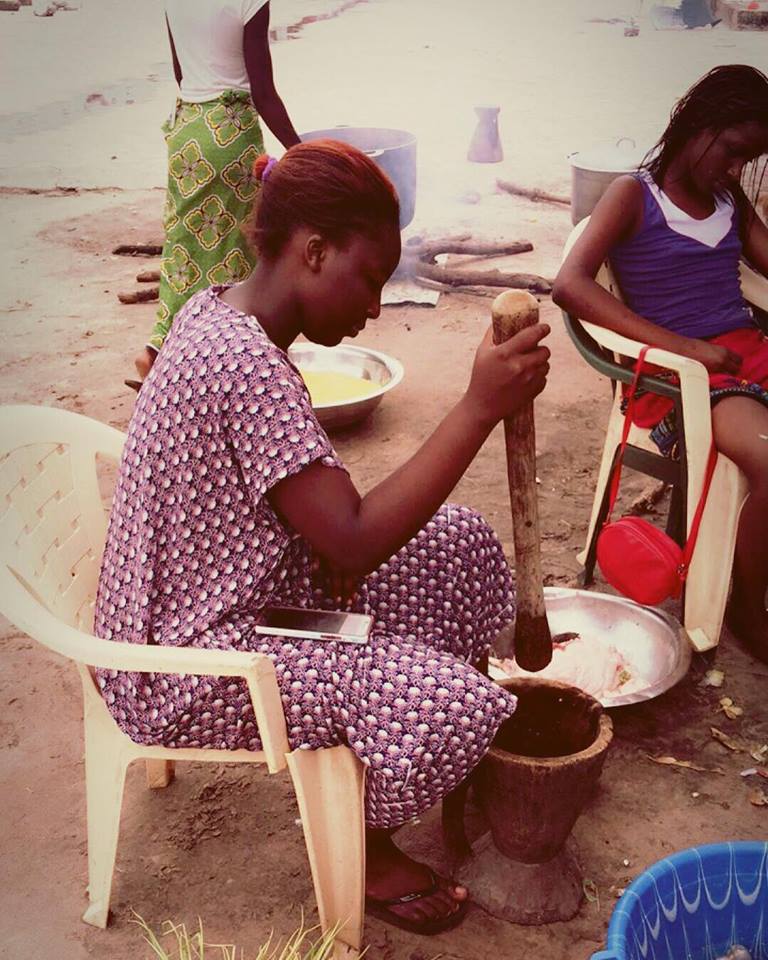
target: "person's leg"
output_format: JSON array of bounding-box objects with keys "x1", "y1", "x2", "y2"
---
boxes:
[
  {"x1": 711, "y1": 396, "x2": 768, "y2": 657},
  {"x1": 334, "y1": 634, "x2": 514, "y2": 928},
  {"x1": 308, "y1": 503, "x2": 517, "y2": 927},
  {"x1": 365, "y1": 827, "x2": 468, "y2": 926}
]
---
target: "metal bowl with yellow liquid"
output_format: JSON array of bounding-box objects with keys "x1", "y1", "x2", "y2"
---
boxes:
[{"x1": 288, "y1": 343, "x2": 404, "y2": 430}]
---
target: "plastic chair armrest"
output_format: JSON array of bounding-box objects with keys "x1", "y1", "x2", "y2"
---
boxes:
[
  {"x1": 0, "y1": 566, "x2": 290, "y2": 769},
  {"x1": 580, "y1": 321, "x2": 706, "y2": 378}
]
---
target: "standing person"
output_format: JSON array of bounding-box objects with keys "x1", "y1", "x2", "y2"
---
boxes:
[
  {"x1": 97, "y1": 140, "x2": 550, "y2": 934},
  {"x1": 133, "y1": 0, "x2": 300, "y2": 381},
  {"x1": 554, "y1": 64, "x2": 768, "y2": 657}
]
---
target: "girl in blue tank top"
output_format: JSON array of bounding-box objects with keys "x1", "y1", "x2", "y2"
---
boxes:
[{"x1": 554, "y1": 65, "x2": 768, "y2": 659}]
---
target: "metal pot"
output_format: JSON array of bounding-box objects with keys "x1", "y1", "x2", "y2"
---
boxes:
[
  {"x1": 568, "y1": 138, "x2": 647, "y2": 225},
  {"x1": 300, "y1": 126, "x2": 417, "y2": 229}
]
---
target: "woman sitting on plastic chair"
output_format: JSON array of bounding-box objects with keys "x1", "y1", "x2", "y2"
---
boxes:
[
  {"x1": 554, "y1": 65, "x2": 768, "y2": 658},
  {"x1": 95, "y1": 140, "x2": 551, "y2": 935}
]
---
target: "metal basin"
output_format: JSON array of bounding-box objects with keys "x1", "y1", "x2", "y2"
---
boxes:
[
  {"x1": 492, "y1": 587, "x2": 691, "y2": 708},
  {"x1": 288, "y1": 343, "x2": 404, "y2": 431},
  {"x1": 300, "y1": 126, "x2": 417, "y2": 228}
]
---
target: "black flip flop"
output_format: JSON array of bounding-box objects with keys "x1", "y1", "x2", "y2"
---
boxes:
[
  {"x1": 124, "y1": 379, "x2": 143, "y2": 393},
  {"x1": 365, "y1": 868, "x2": 469, "y2": 936}
]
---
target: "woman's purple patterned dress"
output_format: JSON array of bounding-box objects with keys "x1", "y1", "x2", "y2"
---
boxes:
[{"x1": 95, "y1": 287, "x2": 517, "y2": 829}]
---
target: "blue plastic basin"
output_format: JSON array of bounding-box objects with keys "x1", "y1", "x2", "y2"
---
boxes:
[{"x1": 591, "y1": 842, "x2": 768, "y2": 960}]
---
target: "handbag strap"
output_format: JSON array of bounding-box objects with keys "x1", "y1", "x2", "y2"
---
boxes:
[
  {"x1": 679, "y1": 442, "x2": 718, "y2": 579},
  {"x1": 604, "y1": 345, "x2": 652, "y2": 519},
  {"x1": 603, "y1": 345, "x2": 718, "y2": 578}
]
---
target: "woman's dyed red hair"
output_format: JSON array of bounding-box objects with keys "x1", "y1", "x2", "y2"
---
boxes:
[{"x1": 248, "y1": 139, "x2": 400, "y2": 259}]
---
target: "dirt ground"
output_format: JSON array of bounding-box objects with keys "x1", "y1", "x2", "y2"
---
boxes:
[
  {"x1": 1, "y1": 2, "x2": 767, "y2": 959},
  {"x1": 2, "y1": 183, "x2": 767, "y2": 960}
]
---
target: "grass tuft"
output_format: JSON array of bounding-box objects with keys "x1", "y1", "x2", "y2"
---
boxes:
[{"x1": 131, "y1": 912, "x2": 348, "y2": 960}]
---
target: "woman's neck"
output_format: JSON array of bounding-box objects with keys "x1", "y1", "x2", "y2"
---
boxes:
[
  {"x1": 660, "y1": 156, "x2": 715, "y2": 219},
  {"x1": 219, "y1": 262, "x2": 302, "y2": 351}
]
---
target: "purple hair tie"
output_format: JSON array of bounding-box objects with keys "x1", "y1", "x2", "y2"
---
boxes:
[{"x1": 262, "y1": 156, "x2": 278, "y2": 182}]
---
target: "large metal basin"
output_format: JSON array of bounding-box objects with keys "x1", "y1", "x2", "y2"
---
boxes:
[
  {"x1": 492, "y1": 587, "x2": 691, "y2": 708},
  {"x1": 288, "y1": 342, "x2": 404, "y2": 431},
  {"x1": 300, "y1": 126, "x2": 417, "y2": 228}
]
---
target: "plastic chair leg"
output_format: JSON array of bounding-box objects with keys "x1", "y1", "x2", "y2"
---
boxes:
[
  {"x1": 145, "y1": 759, "x2": 175, "y2": 789},
  {"x1": 81, "y1": 714, "x2": 130, "y2": 928},
  {"x1": 578, "y1": 398, "x2": 625, "y2": 570},
  {"x1": 286, "y1": 746, "x2": 366, "y2": 959},
  {"x1": 683, "y1": 459, "x2": 748, "y2": 652}
]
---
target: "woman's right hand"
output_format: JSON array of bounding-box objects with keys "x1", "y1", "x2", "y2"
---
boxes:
[
  {"x1": 463, "y1": 324, "x2": 551, "y2": 428},
  {"x1": 685, "y1": 339, "x2": 742, "y2": 375}
]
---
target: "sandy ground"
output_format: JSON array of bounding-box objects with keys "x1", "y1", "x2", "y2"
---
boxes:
[{"x1": 0, "y1": 2, "x2": 767, "y2": 959}]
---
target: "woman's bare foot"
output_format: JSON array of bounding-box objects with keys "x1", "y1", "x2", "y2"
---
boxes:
[{"x1": 365, "y1": 829, "x2": 468, "y2": 933}]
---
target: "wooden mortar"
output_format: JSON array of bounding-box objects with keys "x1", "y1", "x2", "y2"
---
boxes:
[{"x1": 458, "y1": 678, "x2": 613, "y2": 924}]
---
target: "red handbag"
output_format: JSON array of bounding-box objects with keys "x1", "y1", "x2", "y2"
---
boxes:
[{"x1": 596, "y1": 346, "x2": 718, "y2": 607}]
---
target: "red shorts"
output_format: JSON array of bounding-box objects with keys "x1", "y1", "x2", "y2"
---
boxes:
[{"x1": 631, "y1": 326, "x2": 768, "y2": 429}]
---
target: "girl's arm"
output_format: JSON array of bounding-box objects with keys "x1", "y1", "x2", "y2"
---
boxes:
[
  {"x1": 553, "y1": 176, "x2": 741, "y2": 374},
  {"x1": 166, "y1": 16, "x2": 182, "y2": 86},
  {"x1": 243, "y1": 4, "x2": 301, "y2": 150},
  {"x1": 267, "y1": 325, "x2": 550, "y2": 576},
  {"x1": 734, "y1": 183, "x2": 768, "y2": 278}
]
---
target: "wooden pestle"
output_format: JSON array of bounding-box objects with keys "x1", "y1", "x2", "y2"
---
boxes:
[{"x1": 492, "y1": 291, "x2": 552, "y2": 670}]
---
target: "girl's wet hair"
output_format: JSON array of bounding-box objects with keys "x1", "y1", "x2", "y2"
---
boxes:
[
  {"x1": 643, "y1": 64, "x2": 768, "y2": 192},
  {"x1": 248, "y1": 140, "x2": 400, "y2": 259}
]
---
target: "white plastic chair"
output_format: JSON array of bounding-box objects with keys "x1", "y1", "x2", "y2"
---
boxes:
[
  {"x1": 0, "y1": 404, "x2": 365, "y2": 960},
  {"x1": 560, "y1": 220, "x2": 768, "y2": 652}
]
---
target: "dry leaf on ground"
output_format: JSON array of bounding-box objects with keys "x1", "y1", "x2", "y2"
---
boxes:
[
  {"x1": 719, "y1": 697, "x2": 743, "y2": 720},
  {"x1": 711, "y1": 727, "x2": 742, "y2": 752},
  {"x1": 750, "y1": 745, "x2": 768, "y2": 764},
  {"x1": 748, "y1": 788, "x2": 768, "y2": 807},
  {"x1": 647, "y1": 755, "x2": 724, "y2": 775},
  {"x1": 701, "y1": 669, "x2": 725, "y2": 688}
]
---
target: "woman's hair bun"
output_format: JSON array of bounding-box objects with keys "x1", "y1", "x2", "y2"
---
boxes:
[{"x1": 252, "y1": 154, "x2": 275, "y2": 183}]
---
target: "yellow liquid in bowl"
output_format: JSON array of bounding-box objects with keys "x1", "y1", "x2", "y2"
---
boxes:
[{"x1": 299, "y1": 369, "x2": 380, "y2": 406}]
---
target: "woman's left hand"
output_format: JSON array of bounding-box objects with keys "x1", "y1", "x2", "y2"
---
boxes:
[{"x1": 314, "y1": 559, "x2": 362, "y2": 608}]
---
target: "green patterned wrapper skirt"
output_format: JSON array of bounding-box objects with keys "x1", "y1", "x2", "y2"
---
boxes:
[{"x1": 149, "y1": 89, "x2": 264, "y2": 351}]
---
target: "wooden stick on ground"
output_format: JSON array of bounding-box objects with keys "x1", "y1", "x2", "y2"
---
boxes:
[
  {"x1": 112, "y1": 243, "x2": 163, "y2": 257},
  {"x1": 413, "y1": 261, "x2": 552, "y2": 294},
  {"x1": 496, "y1": 179, "x2": 570, "y2": 206},
  {"x1": 136, "y1": 270, "x2": 161, "y2": 283},
  {"x1": 118, "y1": 287, "x2": 159, "y2": 304},
  {"x1": 402, "y1": 233, "x2": 551, "y2": 295},
  {"x1": 404, "y1": 239, "x2": 533, "y2": 261}
]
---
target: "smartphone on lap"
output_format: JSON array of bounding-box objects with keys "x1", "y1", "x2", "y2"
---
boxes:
[{"x1": 253, "y1": 606, "x2": 373, "y2": 644}]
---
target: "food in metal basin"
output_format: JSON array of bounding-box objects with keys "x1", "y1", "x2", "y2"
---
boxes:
[
  {"x1": 299, "y1": 369, "x2": 379, "y2": 406},
  {"x1": 496, "y1": 633, "x2": 651, "y2": 700}
]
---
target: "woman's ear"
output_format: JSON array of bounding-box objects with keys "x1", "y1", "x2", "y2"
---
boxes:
[{"x1": 304, "y1": 233, "x2": 327, "y2": 273}]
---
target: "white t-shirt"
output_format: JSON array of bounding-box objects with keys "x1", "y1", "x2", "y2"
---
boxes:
[{"x1": 165, "y1": 0, "x2": 269, "y2": 103}]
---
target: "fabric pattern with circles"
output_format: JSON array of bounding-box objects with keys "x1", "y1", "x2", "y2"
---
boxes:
[{"x1": 94, "y1": 286, "x2": 517, "y2": 828}]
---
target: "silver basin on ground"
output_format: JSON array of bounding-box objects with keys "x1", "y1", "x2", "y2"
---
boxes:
[
  {"x1": 492, "y1": 587, "x2": 691, "y2": 708},
  {"x1": 288, "y1": 343, "x2": 405, "y2": 431}
]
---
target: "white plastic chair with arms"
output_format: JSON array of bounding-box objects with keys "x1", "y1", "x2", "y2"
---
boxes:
[
  {"x1": 0, "y1": 404, "x2": 365, "y2": 960},
  {"x1": 560, "y1": 219, "x2": 767, "y2": 652}
]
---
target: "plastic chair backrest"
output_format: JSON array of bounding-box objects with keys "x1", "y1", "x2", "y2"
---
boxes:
[{"x1": 0, "y1": 406, "x2": 124, "y2": 637}]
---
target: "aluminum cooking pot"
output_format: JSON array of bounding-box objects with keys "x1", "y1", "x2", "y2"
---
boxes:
[
  {"x1": 300, "y1": 126, "x2": 417, "y2": 229},
  {"x1": 568, "y1": 138, "x2": 648, "y2": 225}
]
